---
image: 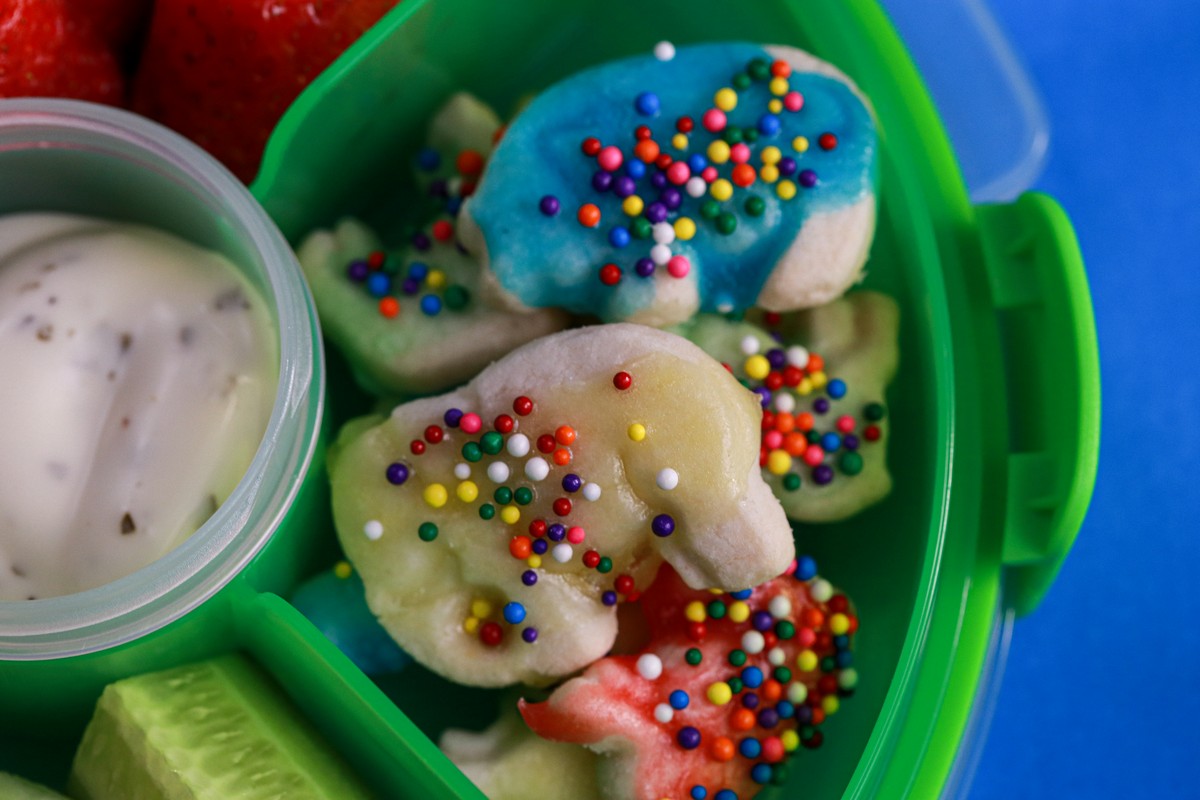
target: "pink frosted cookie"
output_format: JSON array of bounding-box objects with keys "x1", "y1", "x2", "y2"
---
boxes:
[
  {"x1": 330, "y1": 324, "x2": 794, "y2": 687},
  {"x1": 520, "y1": 558, "x2": 857, "y2": 800}
]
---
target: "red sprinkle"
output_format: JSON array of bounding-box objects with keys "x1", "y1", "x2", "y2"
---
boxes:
[
  {"x1": 613, "y1": 371, "x2": 633, "y2": 390},
  {"x1": 553, "y1": 497, "x2": 573, "y2": 517},
  {"x1": 494, "y1": 414, "x2": 515, "y2": 433},
  {"x1": 614, "y1": 574, "x2": 635, "y2": 594},
  {"x1": 819, "y1": 132, "x2": 838, "y2": 151},
  {"x1": 635, "y1": 124, "x2": 652, "y2": 140},
  {"x1": 676, "y1": 115, "x2": 694, "y2": 133},
  {"x1": 529, "y1": 519, "x2": 548, "y2": 537},
  {"x1": 513, "y1": 396, "x2": 534, "y2": 416},
  {"x1": 479, "y1": 622, "x2": 504, "y2": 646},
  {"x1": 581, "y1": 137, "x2": 602, "y2": 156},
  {"x1": 537, "y1": 434, "x2": 557, "y2": 454},
  {"x1": 424, "y1": 425, "x2": 444, "y2": 444},
  {"x1": 456, "y1": 149, "x2": 484, "y2": 175},
  {"x1": 582, "y1": 550, "x2": 601, "y2": 568},
  {"x1": 410, "y1": 440, "x2": 426, "y2": 455},
  {"x1": 432, "y1": 220, "x2": 453, "y2": 241},
  {"x1": 599, "y1": 263, "x2": 622, "y2": 285},
  {"x1": 367, "y1": 250, "x2": 385, "y2": 269}
]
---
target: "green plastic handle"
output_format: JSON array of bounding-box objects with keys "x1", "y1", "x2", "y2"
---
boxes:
[{"x1": 976, "y1": 192, "x2": 1100, "y2": 616}]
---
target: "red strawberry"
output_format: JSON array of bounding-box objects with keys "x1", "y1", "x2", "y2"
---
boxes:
[
  {"x1": 69, "y1": 0, "x2": 153, "y2": 52},
  {"x1": 130, "y1": 0, "x2": 399, "y2": 183},
  {"x1": 0, "y1": 0, "x2": 126, "y2": 104},
  {"x1": 520, "y1": 560, "x2": 859, "y2": 800}
]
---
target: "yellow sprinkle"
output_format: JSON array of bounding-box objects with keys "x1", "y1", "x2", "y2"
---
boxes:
[
  {"x1": 471, "y1": 599, "x2": 492, "y2": 618},
  {"x1": 767, "y1": 449, "x2": 792, "y2": 476},
  {"x1": 823, "y1": 695, "x2": 840, "y2": 715},
  {"x1": 709, "y1": 587, "x2": 725, "y2": 595},
  {"x1": 760, "y1": 146, "x2": 782, "y2": 165},
  {"x1": 714, "y1": 87, "x2": 738, "y2": 111},
  {"x1": 728, "y1": 601, "x2": 750, "y2": 623},
  {"x1": 462, "y1": 616, "x2": 479, "y2": 634},
  {"x1": 527, "y1": 555, "x2": 542, "y2": 568},
  {"x1": 628, "y1": 423, "x2": 647, "y2": 442},
  {"x1": 500, "y1": 505, "x2": 521, "y2": 525},
  {"x1": 710, "y1": 179, "x2": 733, "y2": 202},
  {"x1": 810, "y1": 370, "x2": 828, "y2": 389},
  {"x1": 685, "y1": 601, "x2": 708, "y2": 623},
  {"x1": 792, "y1": 135, "x2": 810, "y2": 153},
  {"x1": 425, "y1": 269, "x2": 447, "y2": 289},
  {"x1": 706, "y1": 681, "x2": 733, "y2": 706},
  {"x1": 829, "y1": 612, "x2": 850, "y2": 635},
  {"x1": 797, "y1": 377, "x2": 813, "y2": 395},
  {"x1": 623, "y1": 195, "x2": 645, "y2": 217},
  {"x1": 769, "y1": 76, "x2": 789, "y2": 96},
  {"x1": 674, "y1": 217, "x2": 697, "y2": 241},
  {"x1": 744, "y1": 354, "x2": 770, "y2": 380},
  {"x1": 760, "y1": 164, "x2": 780, "y2": 184},
  {"x1": 781, "y1": 730, "x2": 800, "y2": 751},
  {"x1": 707, "y1": 140, "x2": 731, "y2": 164},
  {"x1": 423, "y1": 483, "x2": 448, "y2": 508},
  {"x1": 768, "y1": 98, "x2": 783, "y2": 114},
  {"x1": 333, "y1": 561, "x2": 352, "y2": 580},
  {"x1": 776, "y1": 180, "x2": 797, "y2": 201},
  {"x1": 456, "y1": 480, "x2": 479, "y2": 503},
  {"x1": 796, "y1": 649, "x2": 818, "y2": 672},
  {"x1": 671, "y1": 132, "x2": 689, "y2": 151}
]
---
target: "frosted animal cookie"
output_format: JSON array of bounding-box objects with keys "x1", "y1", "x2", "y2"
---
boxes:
[
  {"x1": 674, "y1": 291, "x2": 898, "y2": 522},
  {"x1": 520, "y1": 558, "x2": 859, "y2": 800},
  {"x1": 330, "y1": 324, "x2": 795, "y2": 687},
  {"x1": 296, "y1": 95, "x2": 568, "y2": 398},
  {"x1": 459, "y1": 42, "x2": 877, "y2": 327}
]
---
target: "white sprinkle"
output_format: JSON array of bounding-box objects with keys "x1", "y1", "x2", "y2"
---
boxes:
[
  {"x1": 810, "y1": 578, "x2": 834, "y2": 603},
  {"x1": 656, "y1": 468, "x2": 679, "y2": 491},
  {"x1": 446, "y1": 176, "x2": 463, "y2": 196},
  {"x1": 552, "y1": 543, "x2": 573, "y2": 563},
  {"x1": 486, "y1": 461, "x2": 510, "y2": 483},
  {"x1": 582, "y1": 482, "x2": 602, "y2": 501},
  {"x1": 507, "y1": 433, "x2": 531, "y2": 457},
  {"x1": 768, "y1": 647, "x2": 787, "y2": 667},
  {"x1": 650, "y1": 243, "x2": 672, "y2": 266},
  {"x1": 786, "y1": 345, "x2": 810, "y2": 369},
  {"x1": 788, "y1": 682, "x2": 808, "y2": 704},
  {"x1": 773, "y1": 392, "x2": 796, "y2": 413},
  {"x1": 654, "y1": 41, "x2": 676, "y2": 61},
  {"x1": 363, "y1": 520, "x2": 384, "y2": 541},
  {"x1": 654, "y1": 703, "x2": 674, "y2": 723},
  {"x1": 636, "y1": 653, "x2": 664, "y2": 680},
  {"x1": 769, "y1": 594, "x2": 793, "y2": 619},
  {"x1": 839, "y1": 668, "x2": 859, "y2": 689},
  {"x1": 525, "y1": 456, "x2": 550, "y2": 481},
  {"x1": 741, "y1": 630, "x2": 765, "y2": 654},
  {"x1": 652, "y1": 222, "x2": 676, "y2": 245},
  {"x1": 453, "y1": 462, "x2": 471, "y2": 480},
  {"x1": 716, "y1": 300, "x2": 734, "y2": 313},
  {"x1": 685, "y1": 176, "x2": 707, "y2": 198},
  {"x1": 740, "y1": 335, "x2": 761, "y2": 355}
]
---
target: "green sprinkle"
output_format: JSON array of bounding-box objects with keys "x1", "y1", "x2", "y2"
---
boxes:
[
  {"x1": 775, "y1": 620, "x2": 796, "y2": 639},
  {"x1": 699, "y1": 199, "x2": 721, "y2": 219},
  {"x1": 481, "y1": 431, "x2": 504, "y2": 455},
  {"x1": 417, "y1": 522, "x2": 438, "y2": 542},
  {"x1": 493, "y1": 486, "x2": 513, "y2": 505},
  {"x1": 514, "y1": 486, "x2": 534, "y2": 505},
  {"x1": 715, "y1": 212, "x2": 738, "y2": 235},
  {"x1": 743, "y1": 127, "x2": 760, "y2": 143},
  {"x1": 631, "y1": 217, "x2": 653, "y2": 239},
  {"x1": 728, "y1": 649, "x2": 747, "y2": 667},
  {"x1": 773, "y1": 666, "x2": 793, "y2": 683},
  {"x1": 744, "y1": 195, "x2": 766, "y2": 216},
  {"x1": 807, "y1": 430, "x2": 822, "y2": 444},
  {"x1": 707, "y1": 600, "x2": 727, "y2": 619},
  {"x1": 727, "y1": 677, "x2": 744, "y2": 694},
  {"x1": 782, "y1": 473, "x2": 802, "y2": 492},
  {"x1": 382, "y1": 254, "x2": 402, "y2": 274},
  {"x1": 864, "y1": 402, "x2": 887, "y2": 421},
  {"x1": 821, "y1": 656, "x2": 837, "y2": 673},
  {"x1": 478, "y1": 503, "x2": 495, "y2": 520},
  {"x1": 723, "y1": 127, "x2": 744, "y2": 145},
  {"x1": 732, "y1": 72, "x2": 752, "y2": 90},
  {"x1": 444, "y1": 284, "x2": 470, "y2": 310},
  {"x1": 748, "y1": 57, "x2": 770, "y2": 81},
  {"x1": 840, "y1": 451, "x2": 864, "y2": 476},
  {"x1": 462, "y1": 442, "x2": 482, "y2": 462},
  {"x1": 597, "y1": 556, "x2": 613, "y2": 574},
  {"x1": 686, "y1": 648, "x2": 703, "y2": 666},
  {"x1": 800, "y1": 725, "x2": 816, "y2": 741}
]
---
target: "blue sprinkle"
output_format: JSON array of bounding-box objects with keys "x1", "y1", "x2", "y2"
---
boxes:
[
  {"x1": 669, "y1": 689, "x2": 690, "y2": 710},
  {"x1": 365, "y1": 272, "x2": 391, "y2": 297},
  {"x1": 446, "y1": 197, "x2": 463, "y2": 215},
  {"x1": 714, "y1": 789, "x2": 738, "y2": 800},
  {"x1": 416, "y1": 147, "x2": 441, "y2": 171},
  {"x1": 827, "y1": 378, "x2": 847, "y2": 398},
  {"x1": 751, "y1": 763, "x2": 773, "y2": 785},
  {"x1": 794, "y1": 555, "x2": 818, "y2": 581},
  {"x1": 741, "y1": 666, "x2": 764, "y2": 688},
  {"x1": 635, "y1": 91, "x2": 661, "y2": 116},
  {"x1": 420, "y1": 294, "x2": 443, "y2": 316},
  {"x1": 407, "y1": 261, "x2": 429, "y2": 281},
  {"x1": 834, "y1": 634, "x2": 851, "y2": 650},
  {"x1": 730, "y1": 588, "x2": 753, "y2": 600},
  {"x1": 609, "y1": 226, "x2": 631, "y2": 248},
  {"x1": 776, "y1": 700, "x2": 795, "y2": 718},
  {"x1": 758, "y1": 113, "x2": 782, "y2": 137},
  {"x1": 626, "y1": 159, "x2": 646, "y2": 179},
  {"x1": 739, "y1": 737, "x2": 761, "y2": 759},
  {"x1": 837, "y1": 650, "x2": 855, "y2": 668},
  {"x1": 821, "y1": 432, "x2": 842, "y2": 452},
  {"x1": 690, "y1": 787, "x2": 708, "y2": 800},
  {"x1": 687, "y1": 153, "x2": 707, "y2": 173},
  {"x1": 502, "y1": 602, "x2": 526, "y2": 624}
]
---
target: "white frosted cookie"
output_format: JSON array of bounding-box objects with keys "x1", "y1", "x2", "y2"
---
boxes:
[
  {"x1": 330, "y1": 324, "x2": 794, "y2": 687},
  {"x1": 674, "y1": 292, "x2": 898, "y2": 522},
  {"x1": 459, "y1": 42, "x2": 876, "y2": 327}
]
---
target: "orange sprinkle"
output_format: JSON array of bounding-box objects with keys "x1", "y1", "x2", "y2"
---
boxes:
[
  {"x1": 761, "y1": 679, "x2": 783, "y2": 703},
  {"x1": 784, "y1": 432, "x2": 807, "y2": 456},
  {"x1": 731, "y1": 163, "x2": 757, "y2": 187},
  {"x1": 634, "y1": 139, "x2": 661, "y2": 163},
  {"x1": 456, "y1": 149, "x2": 484, "y2": 176},
  {"x1": 555, "y1": 425, "x2": 577, "y2": 446},
  {"x1": 709, "y1": 736, "x2": 736, "y2": 762},
  {"x1": 771, "y1": 59, "x2": 792, "y2": 78},
  {"x1": 775, "y1": 412, "x2": 795, "y2": 434},
  {"x1": 378, "y1": 297, "x2": 400, "y2": 318},
  {"x1": 811, "y1": 707, "x2": 826, "y2": 726},
  {"x1": 730, "y1": 708, "x2": 756, "y2": 731},
  {"x1": 797, "y1": 412, "x2": 815, "y2": 432},
  {"x1": 577, "y1": 203, "x2": 601, "y2": 227},
  {"x1": 801, "y1": 607, "x2": 825, "y2": 628},
  {"x1": 807, "y1": 353, "x2": 825, "y2": 373},
  {"x1": 553, "y1": 448, "x2": 572, "y2": 466},
  {"x1": 509, "y1": 536, "x2": 532, "y2": 559}
]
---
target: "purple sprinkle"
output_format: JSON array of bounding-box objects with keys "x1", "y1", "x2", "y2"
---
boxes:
[
  {"x1": 385, "y1": 463, "x2": 409, "y2": 485},
  {"x1": 813, "y1": 464, "x2": 834, "y2": 485},
  {"x1": 443, "y1": 408, "x2": 464, "y2": 427},
  {"x1": 813, "y1": 398, "x2": 830, "y2": 415},
  {"x1": 677, "y1": 726, "x2": 702, "y2": 750},
  {"x1": 548, "y1": 523, "x2": 566, "y2": 542},
  {"x1": 757, "y1": 708, "x2": 780, "y2": 728},
  {"x1": 650, "y1": 172, "x2": 668, "y2": 190},
  {"x1": 742, "y1": 692, "x2": 760, "y2": 709},
  {"x1": 778, "y1": 157, "x2": 798, "y2": 176},
  {"x1": 601, "y1": 590, "x2": 618, "y2": 606},
  {"x1": 401, "y1": 277, "x2": 420, "y2": 295},
  {"x1": 614, "y1": 176, "x2": 637, "y2": 198},
  {"x1": 635, "y1": 258, "x2": 656, "y2": 277},
  {"x1": 660, "y1": 187, "x2": 682, "y2": 210},
  {"x1": 651, "y1": 513, "x2": 675, "y2": 537},
  {"x1": 592, "y1": 170, "x2": 614, "y2": 192},
  {"x1": 522, "y1": 570, "x2": 538, "y2": 586},
  {"x1": 754, "y1": 387, "x2": 772, "y2": 408},
  {"x1": 843, "y1": 435, "x2": 860, "y2": 450},
  {"x1": 539, "y1": 195, "x2": 560, "y2": 216},
  {"x1": 532, "y1": 538, "x2": 549, "y2": 555},
  {"x1": 645, "y1": 201, "x2": 668, "y2": 223},
  {"x1": 752, "y1": 610, "x2": 774, "y2": 632},
  {"x1": 428, "y1": 178, "x2": 448, "y2": 197},
  {"x1": 522, "y1": 627, "x2": 539, "y2": 643},
  {"x1": 796, "y1": 705, "x2": 813, "y2": 724},
  {"x1": 799, "y1": 169, "x2": 818, "y2": 188},
  {"x1": 766, "y1": 348, "x2": 787, "y2": 369},
  {"x1": 562, "y1": 473, "x2": 582, "y2": 492},
  {"x1": 346, "y1": 260, "x2": 369, "y2": 282},
  {"x1": 411, "y1": 232, "x2": 431, "y2": 251}
]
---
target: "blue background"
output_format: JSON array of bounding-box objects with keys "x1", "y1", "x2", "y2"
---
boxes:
[{"x1": 942, "y1": 1, "x2": 1200, "y2": 798}]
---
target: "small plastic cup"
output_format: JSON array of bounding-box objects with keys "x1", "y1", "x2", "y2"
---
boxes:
[{"x1": 0, "y1": 99, "x2": 325, "y2": 659}]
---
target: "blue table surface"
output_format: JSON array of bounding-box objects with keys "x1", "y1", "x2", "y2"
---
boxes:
[{"x1": 945, "y1": 1, "x2": 1200, "y2": 798}]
